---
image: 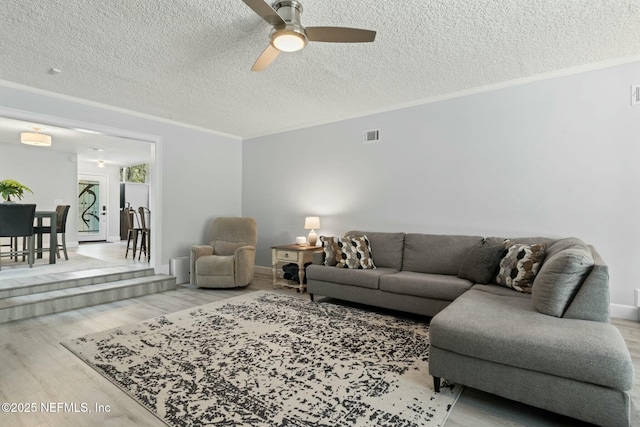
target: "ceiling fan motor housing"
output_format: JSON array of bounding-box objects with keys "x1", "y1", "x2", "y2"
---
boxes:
[
  {"x1": 272, "y1": 0, "x2": 303, "y2": 21},
  {"x1": 270, "y1": 0, "x2": 308, "y2": 51}
]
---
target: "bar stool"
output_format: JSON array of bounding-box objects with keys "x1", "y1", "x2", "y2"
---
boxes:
[
  {"x1": 125, "y1": 207, "x2": 144, "y2": 259},
  {"x1": 137, "y1": 207, "x2": 150, "y2": 262}
]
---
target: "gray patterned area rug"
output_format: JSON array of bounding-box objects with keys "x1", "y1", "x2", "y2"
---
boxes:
[{"x1": 62, "y1": 291, "x2": 462, "y2": 426}]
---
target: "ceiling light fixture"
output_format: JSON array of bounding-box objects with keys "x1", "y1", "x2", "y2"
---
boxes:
[
  {"x1": 97, "y1": 160, "x2": 105, "y2": 168},
  {"x1": 271, "y1": 28, "x2": 307, "y2": 52},
  {"x1": 21, "y1": 127, "x2": 52, "y2": 147}
]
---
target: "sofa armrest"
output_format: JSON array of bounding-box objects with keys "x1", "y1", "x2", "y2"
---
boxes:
[
  {"x1": 563, "y1": 246, "x2": 610, "y2": 322},
  {"x1": 234, "y1": 245, "x2": 256, "y2": 286},
  {"x1": 190, "y1": 245, "x2": 214, "y2": 285}
]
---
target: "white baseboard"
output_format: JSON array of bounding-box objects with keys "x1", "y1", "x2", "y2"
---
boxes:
[
  {"x1": 107, "y1": 235, "x2": 122, "y2": 243},
  {"x1": 610, "y1": 304, "x2": 639, "y2": 321}
]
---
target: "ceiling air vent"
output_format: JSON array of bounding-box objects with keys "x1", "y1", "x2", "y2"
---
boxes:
[{"x1": 363, "y1": 129, "x2": 380, "y2": 144}]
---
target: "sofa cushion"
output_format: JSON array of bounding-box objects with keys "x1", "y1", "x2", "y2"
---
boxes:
[
  {"x1": 380, "y1": 271, "x2": 472, "y2": 301},
  {"x1": 429, "y1": 289, "x2": 634, "y2": 391},
  {"x1": 457, "y1": 244, "x2": 506, "y2": 284},
  {"x1": 495, "y1": 242, "x2": 546, "y2": 293},
  {"x1": 335, "y1": 235, "x2": 376, "y2": 269},
  {"x1": 403, "y1": 234, "x2": 484, "y2": 275},
  {"x1": 532, "y1": 244, "x2": 594, "y2": 317},
  {"x1": 471, "y1": 284, "x2": 531, "y2": 299},
  {"x1": 345, "y1": 231, "x2": 405, "y2": 270},
  {"x1": 320, "y1": 236, "x2": 339, "y2": 266},
  {"x1": 305, "y1": 265, "x2": 397, "y2": 289}
]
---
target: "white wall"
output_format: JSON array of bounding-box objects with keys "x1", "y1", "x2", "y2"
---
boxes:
[
  {"x1": 243, "y1": 61, "x2": 640, "y2": 309},
  {"x1": 0, "y1": 84, "x2": 243, "y2": 269},
  {"x1": 0, "y1": 141, "x2": 78, "y2": 245}
]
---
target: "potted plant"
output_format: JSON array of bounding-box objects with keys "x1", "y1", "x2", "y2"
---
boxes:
[{"x1": 0, "y1": 179, "x2": 33, "y2": 202}]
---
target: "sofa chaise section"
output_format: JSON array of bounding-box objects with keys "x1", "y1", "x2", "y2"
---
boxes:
[
  {"x1": 429, "y1": 287, "x2": 634, "y2": 427},
  {"x1": 429, "y1": 243, "x2": 634, "y2": 427}
]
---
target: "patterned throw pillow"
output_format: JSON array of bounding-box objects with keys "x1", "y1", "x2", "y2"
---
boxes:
[
  {"x1": 495, "y1": 242, "x2": 547, "y2": 293},
  {"x1": 335, "y1": 235, "x2": 376, "y2": 269},
  {"x1": 320, "y1": 236, "x2": 340, "y2": 266}
]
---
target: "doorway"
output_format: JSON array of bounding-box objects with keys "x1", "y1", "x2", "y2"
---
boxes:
[
  {"x1": 0, "y1": 107, "x2": 160, "y2": 268},
  {"x1": 78, "y1": 174, "x2": 108, "y2": 242}
]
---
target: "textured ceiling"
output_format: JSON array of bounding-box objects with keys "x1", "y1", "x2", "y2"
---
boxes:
[{"x1": 1, "y1": 0, "x2": 639, "y2": 138}]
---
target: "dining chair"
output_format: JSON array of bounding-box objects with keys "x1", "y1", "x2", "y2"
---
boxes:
[
  {"x1": 0, "y1": 204, "x2": 36, "y2": 270},
  {"x1": 137, "y1": 207, "x2": 150, "y2": 262},
  {"x1": 33, "y1": 205, "x2": 70, "y2": 260}
]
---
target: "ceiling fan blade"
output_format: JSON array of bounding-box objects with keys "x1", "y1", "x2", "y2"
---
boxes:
[
  {"x1": 241, "y1": 0, "x2": 285, "y2": 26},
  {"x1": 306, "y1": 27, "x2": 376, "y2": 43},
  {"x1": 251, "y1": 44, "x2": 281, "y2": 71}
]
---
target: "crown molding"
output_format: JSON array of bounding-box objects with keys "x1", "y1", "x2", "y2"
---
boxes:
[{"x1": 0, "y1": 79, "x2": 242, "y2": 141}]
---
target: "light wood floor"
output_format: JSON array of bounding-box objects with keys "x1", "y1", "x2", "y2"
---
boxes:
[{"x1": 0, "y1": 242, "x2": 638, "y2": 426}]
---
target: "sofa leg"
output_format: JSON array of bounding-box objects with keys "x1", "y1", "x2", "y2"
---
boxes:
[
  {"x1": 433, "y1": 377, "x2": 441, "y2": 393},
  {"x1": 309, "y1": 293, "x2": 314, "y2": 302}
]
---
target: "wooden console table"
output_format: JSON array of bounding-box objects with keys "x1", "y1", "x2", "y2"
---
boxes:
[{"x1": 271, "y1": 244, "x2": 323, "y2": 293}]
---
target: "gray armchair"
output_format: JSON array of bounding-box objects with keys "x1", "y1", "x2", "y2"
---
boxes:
[{"x1": 190, "y1": 217, "x2": 257, "y2": 288}]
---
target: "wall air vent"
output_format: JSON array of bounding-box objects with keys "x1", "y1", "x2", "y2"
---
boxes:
[{"x1": 363, "y1": 129, "x2": 380, "y2": 144}]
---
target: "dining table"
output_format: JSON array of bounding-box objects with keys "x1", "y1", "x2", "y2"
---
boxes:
[{"x1": 35, "y1": 210, "x2": 57, "y2": 264}]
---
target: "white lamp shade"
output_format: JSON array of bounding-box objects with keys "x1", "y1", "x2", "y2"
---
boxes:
[
  {"x1": 21, "y1": 131, "x2": 52, "y2": 147},
  {"x1": 304, "y1": 216, "x2": 320, "y2": 230}
]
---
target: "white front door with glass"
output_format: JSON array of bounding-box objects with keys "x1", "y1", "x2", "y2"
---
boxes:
[{"x1": 78, "y1": 174, "x2": 107, "y2": 242}]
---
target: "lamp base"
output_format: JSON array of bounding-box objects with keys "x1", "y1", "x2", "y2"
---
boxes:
[{"x1": 307, "y1": 230, "x2": 318, "y2": 246}]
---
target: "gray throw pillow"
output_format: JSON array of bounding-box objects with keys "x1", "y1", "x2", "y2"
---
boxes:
[
  {"x1": 532, "y1": 247, "x2": 594, "y2": 317},
  {"x1": 458, "y1": 244, "x2": 506, "y2": 284}
]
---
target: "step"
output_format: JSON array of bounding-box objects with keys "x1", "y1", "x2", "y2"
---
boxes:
[
  {"x1": 0, "y1": 274, "x2": 177, "y2": 323},
  {"x1": 0, "y1": 266, "x2": 155, "y2": 299}
]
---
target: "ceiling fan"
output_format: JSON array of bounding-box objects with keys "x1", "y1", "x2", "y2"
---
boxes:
[{"x1": 241, "y1": 0, "x2": 376, "y2": 71}]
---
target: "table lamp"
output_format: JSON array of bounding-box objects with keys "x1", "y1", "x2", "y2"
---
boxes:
[{"x1": 304, "y1": 216, "x2": 320, "y2": 246}]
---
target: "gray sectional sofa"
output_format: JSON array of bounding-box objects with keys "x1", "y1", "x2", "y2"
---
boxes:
[{"x1": 306, "y1": 231, "x2": 635, "y2": 427}]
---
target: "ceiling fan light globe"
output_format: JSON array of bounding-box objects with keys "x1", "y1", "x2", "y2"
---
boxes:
[{"x1": 272, "y1": 30, "x2": 307, "y2": 52}]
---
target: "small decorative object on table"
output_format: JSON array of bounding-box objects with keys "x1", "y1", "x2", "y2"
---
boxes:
[{"x1": 272, "y1": 244, "x2": 323, "y2": 293}]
